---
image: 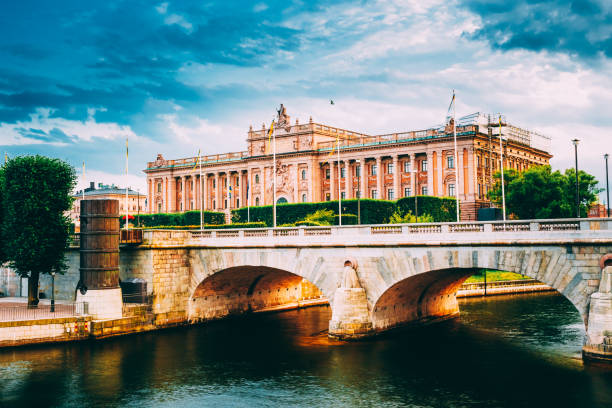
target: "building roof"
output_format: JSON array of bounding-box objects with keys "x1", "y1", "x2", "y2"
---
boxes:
[{"x1": 73, "y1": 187, "x2": 144, "y2": 198}]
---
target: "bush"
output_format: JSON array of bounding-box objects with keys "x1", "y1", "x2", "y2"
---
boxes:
[
  {"x1": 396, "y1": 196, "x2": 456, "y2": 222},
  {"x1": 142, "y1": 222, "x2": 266, "y2": 230},
  {"x1": 137, "y1": 210, "x2": 224, "y2": 227},
  {"x1": 388, "y1": 209, "x2": 433, "y2": 224},
  {"x1": 333, "y1": 213, "x2": 358, "y2": 225},
  {"x1": 231, "y1": 199, "x2": 396, "y2": 226}
]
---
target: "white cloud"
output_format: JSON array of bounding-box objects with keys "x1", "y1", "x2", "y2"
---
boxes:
[
  {"x1": 164, "y1": 14, "x2": 193, "y2": 32},
  {"x1": 0, "y1": 108, "x2": 138, "y2": 146},
  {"x1": 155, "y1": 2, "x2": 168, "y2": 14}
]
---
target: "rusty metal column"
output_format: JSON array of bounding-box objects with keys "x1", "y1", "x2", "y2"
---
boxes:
[{"x1": 76, "y1": 199, "x2": 123, "y2": 319}]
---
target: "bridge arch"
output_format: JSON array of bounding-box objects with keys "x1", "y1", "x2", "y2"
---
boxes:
[
  {"x1": 186, "y1": 248, "x2": 341, "y2": 322},
  {"x1": 365, "y1": 246, "x2": 597, "y2": 333}
]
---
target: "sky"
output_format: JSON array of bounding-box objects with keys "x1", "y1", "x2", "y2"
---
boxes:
[{"x1": 0, "y1": 0, "x2": 611, "y2": 202}]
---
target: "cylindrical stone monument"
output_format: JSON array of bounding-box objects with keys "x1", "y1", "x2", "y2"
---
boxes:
[{"x1": 76, "y1": 199, "x2": 123, "y2": 319}]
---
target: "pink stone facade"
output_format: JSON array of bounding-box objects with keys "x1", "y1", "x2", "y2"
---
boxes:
[{"x1": 144, "y1": 112, "x2": 551, "y2": 220}]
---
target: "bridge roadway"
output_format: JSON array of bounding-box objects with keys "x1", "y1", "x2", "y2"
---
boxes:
[{"x1": 120, "y1": 218, "x2": 612, "y2": 362}]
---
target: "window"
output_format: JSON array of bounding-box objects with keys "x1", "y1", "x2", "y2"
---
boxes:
[
  {"x1": 387, "y1": 189, "x2": 394, "y2": 200},
  {"x1": 180, "y1": 202, "x2": 183, "y2": 211},
  {"x1": 447, "y1": 156, "x2": 454, "y2": 169},
  {"x1": 404, "y1": 162, "x2": 411, "y2": 173},
  {"x1": 404, "y1": 187, "x2": 411, "y2": 197},
  {"x1": 485, "y1": 158, "x2": 489, "y2": 169},
  {"x1": 213, "y1": 200, "x2": 216, "y2": 209},
  {"x1": 340, "y1": 167, "x2": 346, "y2": 178},
  {"x1": 213, "y1": 179, "x2": 216, "y2": 188},
  {"x1": 422, "y1": 160, "x2": 428, "y2": 171},
  {"x1": 224, "y1": 178, "x2": 227, "y2": 187},
  {"x1": 157, "y1": 183, "x2": 162, "y2": 193},
  {"x1": 236, "y1": 199, "x2": 239, "y2": 207},
  {"x1": 326, "y1": 169, "x2": 330, "y2": 179},
  {"x1": 178, "y1": 182, "x2": 182, "y2": 191},
  {"x1": 224, "y1": 199, "x2": 227, "y2": 208},
  {"x1": 255, "y1": 197, "x2": 260, "y2": 206},
  {"x1": 157, "y1": 203, "x2": 162, "y2": 213},
  {"x1": 190, "y1": 201, "x2": 194, "y2": 210},
  {"x1": 477, "y1": 156, "x2": 481, "y2": 168},
  {"x1": 235, "y1": 177, "x2": 239, "y2": 186},
  {"x1": 448, "y1": 183, "x2": 455, "y2": 197},
  {"x1": 356, "y1": 191, "x2": 361, "y2": 198},
  {"x1": 371, "y1": 165, "x2": 378, "y2": 176},
  {"x1": 388, "y1": 163, "x2": 394, "y2": 174},
  {"x1": 478, "y1": 184, "x2": 482, "y2": 199},
  {"x1": 341, "y1": 192, "x2": 346, "y2": 199},
  {"x1": 371, "y1": 189, "x2": 378, "y2": 199},
  {"x1": 356, "y1": 165, "x2": 361, "y2": 177},
  {"x1": 301, "y1": 169, "x2": 306, "y2": 180},
  {"x1": 325, "y1": 193, "x2": 331, "y2": 201},
  {"x1": 302, "y1": 193, "x2": 307, "y2": 202},
  {"x1": 422, "y1": 186, "x2": 428, "y2": 195}
]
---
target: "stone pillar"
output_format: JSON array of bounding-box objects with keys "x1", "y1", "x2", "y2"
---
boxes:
[
  {"x1": 163, "y1": 177, "x2": 168, "y2": 212},
  {"x1": 328, "y1": 261, "x2": 373, "y2": 340},
  {"x1": 180, "y1": 176, "x2": 185, "y2": 212},
  {"x1": 393, "y1": 155, "x2": 399, "y2": 199},
  {"x1": 238, "y1": 170, "x2": 242, "y2": 208},
  {"x1": 293, "y1": 165, "x2": 299, "y2": 203},
  {"x1": 202, "y1": 174, "x2": 208, "y2": 210},
  {"x1": 436, "y1": 150, "x2": 443, "y2": 197},
  {"x1": 76, "y1": 199, "x2": 122, "y2": 320},
  {"x1": 215, "y1": 173, "x2": 220, "y2": 210},
  {"x1": 307, "y1": 164, "x2": 313, "y2": 202},
  {"x1": 169, "y1": 177, "x2": 177, "y2": 212},
  {"x1": 583, "y1": 257, "x2": 612, "y2": 363},
  {"x1": 409, "y1": 154, "x2": 415, "y2": 196},
  {"x1": 329, "y1": 161, "x2": 335, "y2": 200},
  {"x1": 467, "y1": 148, "x2": 475, "y2": 198},
  {"x1": 426, "y1": 151, "x2": 433, "y2": 196},
  {"x1": 376, "y1": 156, "x2": 382, "y2": 199},
  {"x1": 247, "y1": 168, "x2": 252, "y2": 206},
  {"x1": 360, "y1": 159, "x2": 367, "y2": 199},
  {"x1": 260, "y1": 166, "x2": 265, "y2": 205},
  {"x1": 347, "y1": 161, "x2": 353, "y2": 199}
]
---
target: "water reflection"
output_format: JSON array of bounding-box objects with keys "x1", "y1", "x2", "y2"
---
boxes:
[{"x1": 1, "y1": 293, "x2": 611, "y2": 407}]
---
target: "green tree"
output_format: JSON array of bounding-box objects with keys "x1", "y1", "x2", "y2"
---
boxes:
[
  {"x1": 0, "y1": 164, "x2": 6, "y2": 265},
  {"x1": 388, "y1": 209, "x2": 433, "y2": 223},
  {"x1": 487, "y1": 165, "x2": 600, "y2": 219},
  {"x1": 1, "y1": 156, "x2": 76, "y2": 306}
]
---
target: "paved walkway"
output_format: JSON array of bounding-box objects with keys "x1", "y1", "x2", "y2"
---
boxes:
[{"x1": 0, "y1": 297, "x2": 82, "y2": 321}]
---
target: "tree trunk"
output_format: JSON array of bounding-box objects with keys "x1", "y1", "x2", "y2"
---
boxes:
[{"x1": 27, "y1": 271, "x2": 39, "y2": 308}]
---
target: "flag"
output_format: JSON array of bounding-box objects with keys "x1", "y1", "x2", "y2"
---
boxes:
[
  {"x1": 446, "y1": 90, "x2": 455, "y2": 124},
  {"x1": 193, "y1": 149, "x2": 201, "y2": 170},
  {"x1": 266, "y1": 121, "x2": 275, "y2": 154},
  {"x1": 330, "y1": 100, "x2": 334, "y2": 105}
]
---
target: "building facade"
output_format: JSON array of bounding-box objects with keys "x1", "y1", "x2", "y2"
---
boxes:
[
  {"x1": 144, "y1": 108, "x2": 552, "y2": 221},
  {"x1": 70, "y1": 182, "x2": 147, "y2": 228}
]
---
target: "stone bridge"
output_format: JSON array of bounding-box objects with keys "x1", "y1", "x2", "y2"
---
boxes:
[{"x1": 116, "y1": 217, "x2": 612, "y2": 362}]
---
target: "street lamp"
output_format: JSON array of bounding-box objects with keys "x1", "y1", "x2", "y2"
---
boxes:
[
  {"x1": 605, "y1": 153, "x2": 610, "y2": 218},
  {"x1": 356, "y1": 159, "x2": 361, "y2": 224},
  {"x1": 50, "y1": 271, "x2": 56, "y2": 313},
  {"x1": 572, "y1": 139, "x2": 580, "y2": 218},
  {"x1": 410, "y1": 168, "x2": 418, "y2": 222}
]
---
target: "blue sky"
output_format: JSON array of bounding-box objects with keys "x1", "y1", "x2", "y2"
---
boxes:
[{"x1": 1, "y1": 0, "x2": 611, "y2": 201}]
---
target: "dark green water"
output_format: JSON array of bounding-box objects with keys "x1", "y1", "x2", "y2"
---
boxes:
[{"x1": 1, "y1": 292, "x2": 611, "y2": 407}]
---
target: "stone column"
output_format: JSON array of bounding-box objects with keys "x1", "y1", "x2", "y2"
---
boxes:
[
  {"x1": 238, "y1": 170, "x2": 243, "y2": 208},
  {"x1": 360, "y1": 158, "x2": 367, "y2": 198},
  {"x1": 467, "y1": 148, "x2": 475, "y2": 198},
  {"x1": 180, "y1": 176, "x2": 186, "y2": 212},
  {"x1": 346, "y1": 160, "x2": 354, "y2": 200},
  {"x1": 246, "y1": 168, "x2": 252, "y2": 207},
  {"x1": 329, "y1": 161, "x2": 335, "y2": 200},
  {"x1": 260, "y1": 166, "x2": 265, "y2": 205},
  {"x1": 169, "y1": 177, "x2": 176, "y2": 212},
  {"x1": 408, "y1": 154, "x2": 415, "y2": 196},
  {"x1": 215, "y1": 173, "x2": 220, "y2": 210},
  {"x1": 307, "y1": 164, "x2": 313, "y2": 202},
  {"x1": 293, "y1": 165, "x2": 299, "y2": 203},
  {"x1": 163, "y1": 177, "x2": 168, "y2": 212},
  {"x1": 202, "y1": 174, "x2": 208, "y2": 210},
  {"x1": 147, "y1": 179, "x2": 152, "y2": 213},
  {"x1": 375, "y1": 157, "x2": 382, "y2": 199},
  {"x1": 393, "y1": 155, "x2": 399, "y2": 199},
  {"x1": 583, "y1": 258, "x2": 612, "y2": 363},
  {"x1": 436, "y1": 150, "x2": 443, "y2": 197},
  {"x1": 426, "y1": 152, "x2": 433, "y2": 196}
]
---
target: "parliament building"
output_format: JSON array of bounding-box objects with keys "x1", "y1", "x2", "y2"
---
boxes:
[{"x1": 144, "y1": 106, "x2": 552, "y2": 221}]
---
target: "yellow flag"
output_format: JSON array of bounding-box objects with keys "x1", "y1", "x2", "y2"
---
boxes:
[
  {"x1": 266, "y1": 121, "x2": 275, "y2": 154},
  {"x1": 193, "y1": 149, "x2": 201, "y2": 170}
]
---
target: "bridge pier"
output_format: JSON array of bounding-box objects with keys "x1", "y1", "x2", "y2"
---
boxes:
[
  {"x1": 583, "y1": 256, "x2": 612, "y2": 363},
  {"x1": 328, "y1": 288, "x2": 373, "y2": 339}
]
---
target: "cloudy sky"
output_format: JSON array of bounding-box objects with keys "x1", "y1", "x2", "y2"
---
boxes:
[{"x1": 1, "y1": 0, "x2": 611, "y2": 201}]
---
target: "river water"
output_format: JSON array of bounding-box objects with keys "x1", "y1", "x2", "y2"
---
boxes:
[{"x1": 1, "y1": 292, "x2": 611, "y2": 407}]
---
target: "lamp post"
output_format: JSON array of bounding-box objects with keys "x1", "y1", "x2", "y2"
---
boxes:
[
  {"x1": 356, "y1": 159, "x2": 361, "y2": 224},
  {"x1": 50, "y1": 271, "x2": 56, "y2": 313},
  {"x1": 572, "y1": 139, "x2": 580, "y2": 218},
  {"x1": 411, "y1": 168, "x2": 418, "y2": 222},
  {"x1": 605, "y1": 153, "x2": 610, "y2": 218}
]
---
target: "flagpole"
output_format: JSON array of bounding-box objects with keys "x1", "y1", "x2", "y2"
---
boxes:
[
  {"x1": 499, "y1": 115, "x2": 506, "y2": 221},
  {"x1": 125, "y1": 137, "x2": 129, "y2": 231},
  {"x1": 199, "y1": 152, "x2": 203, "y2": 230},
  {"x1": 82, "y1": 161, "x2": 85, "y2": 200},
  {"x1": 273, "y1": 118, "x2": 277, "y2": 228},
  {"x1": 452, "y1": 91, "x2": 460, "y2": 222}
]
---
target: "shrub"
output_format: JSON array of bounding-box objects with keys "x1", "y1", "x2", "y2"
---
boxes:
[
  {"x1": 395, "y1": 196, "x2": 456, "y2": 222},
  {"x1": 333, "y1": 213, "x2": 358, "y2": 225},
  {"x1": 142, "y1": 222, "x2": 266, "y2": 230},
  {"x1": 137, "y1": 210, "x2": 224, "y2": 227},
  {"x1": 388, "y1": 209, "x2": 433, "y2": 224}
]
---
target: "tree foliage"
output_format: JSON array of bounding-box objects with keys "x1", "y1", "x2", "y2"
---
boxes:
[
  {"x1": 389, "y1": 209, "x2": 433, "y2": 224},
  {"x1": 1, "y1": 156, "x2": 76, "y2": 306},
  {"x1": 0, "y1": 165, "x2": 5, "y2": 265},
  {"x1": 487, "y1": 165, "x2": 601, "y2": 219}
]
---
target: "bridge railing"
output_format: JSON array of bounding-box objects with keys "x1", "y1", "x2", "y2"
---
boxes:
[{"x1": 157, "y1": 217, "x2": 612, "y2": 245}]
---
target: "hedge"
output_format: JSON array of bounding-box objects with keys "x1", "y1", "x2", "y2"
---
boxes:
[
  {"x1": 142, "y1": 222, "x2": 266, "y2": 230},
  {"x1": 135, "y1": 210, "x2": 225, "y2": 227},
  {"x1": 395, "y1": 196, "x2": 457, "y2": 222},
  {"x1": 231, "y1": 197, "x2": 456, "y2": 226},
  {"x1": 231, "y1": 199, "x2": 396, "y2": 227}
]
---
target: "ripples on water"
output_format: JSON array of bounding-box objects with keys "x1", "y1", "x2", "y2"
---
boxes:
[{"x1": 1, "y1": 292, "x2": 611, "y2": 408}]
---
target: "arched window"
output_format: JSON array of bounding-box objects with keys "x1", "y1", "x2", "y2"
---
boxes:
[
  {"x1": 277, "y1": 197, "x2": 288, "y2": 204},
  {"x1": 302, "y1": 193, "x2": 307, "y2": 202},
  {"x1": 255, "y1": 197, "x2": 260, "y2": 206},
  {"x1": 255, "y1": 174, "x2": 260, "y2": 184},
  {"x1": 301, "y1": 169, "x2": 306, "y2": 180}
]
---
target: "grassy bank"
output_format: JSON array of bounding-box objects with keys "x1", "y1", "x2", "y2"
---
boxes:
[{"x1": 465, "y1": 270, "x2": 530, "y2": 283}]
